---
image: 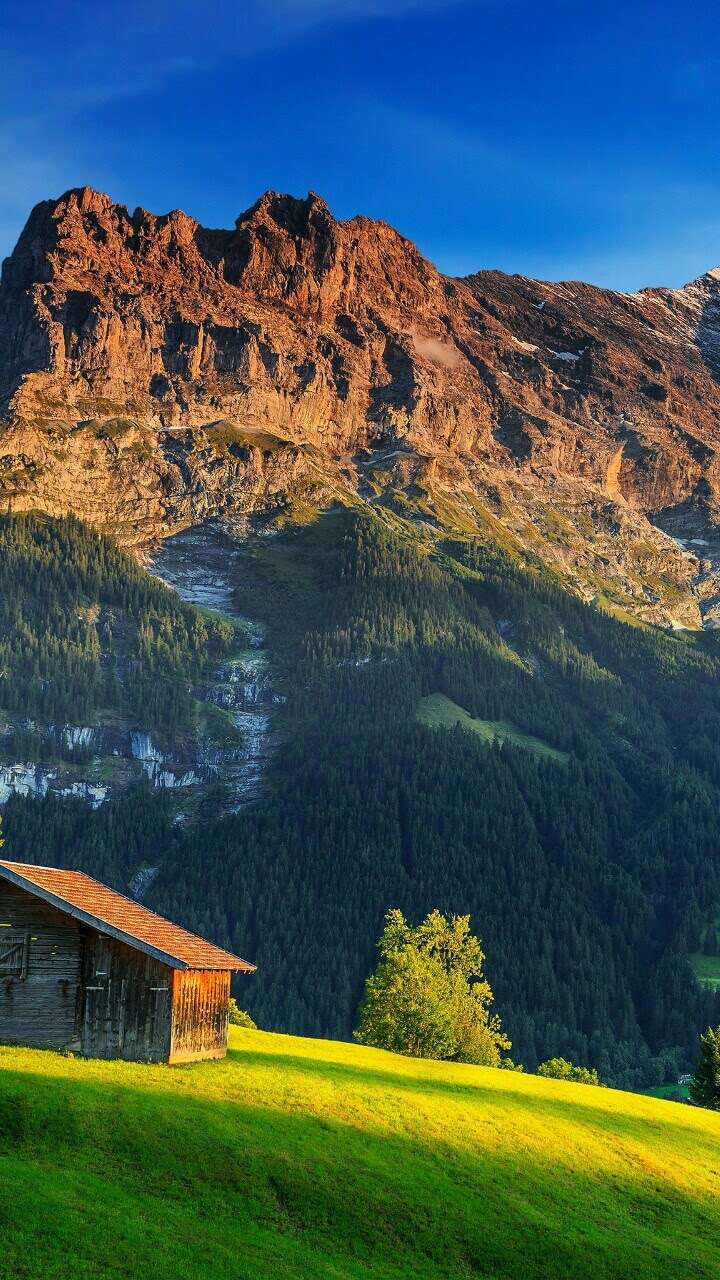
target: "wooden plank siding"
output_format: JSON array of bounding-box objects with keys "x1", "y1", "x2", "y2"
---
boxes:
[
  {"x1": 0, "y1": 882, "x2": 174, "y2": 1060},
  {"x1": 170, "y1": 969, "x2": 230, "y2": 1063},
  {"x1": 79, "y1": 933, "x2": 173, "y2": 1062},
  {"x1": 0, "y1": 882, "x2": 82, "y2": 1049}
]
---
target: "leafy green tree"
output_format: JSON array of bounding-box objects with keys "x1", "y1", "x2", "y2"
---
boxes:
[
  {"x1": 537, "y1": 1057, "x2": 602, "y2": 1086},
  {"x1": 354, "y1": 908, "x2": 510, "y2": 1066},
  {"x1": 228, "y1": 999, "x2": 257, "y2": 1029},
  {"x1": 690, "y1": 1027, "x2": 720, "y2": 1109}
]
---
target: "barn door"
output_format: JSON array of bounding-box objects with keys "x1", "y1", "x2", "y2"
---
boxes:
[
  {"x1": 146, "y1": 982, "x2": 171, "y2": 1058},
  {"x1": 79, "y1": 935, "x2": 172, "y2": 1060},
  {"x1": 80, "y1": 936, "x2": 119, "y2": 1057},
  {"x1": 82, "y1": 974, "x2": 109, "y2": 1055}
]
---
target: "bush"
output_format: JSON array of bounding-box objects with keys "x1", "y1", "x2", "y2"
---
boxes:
[
  {"x1": 228, "y1": 999, "x2": 257, "y2": 1029},
  {"x1": 536, "y1": 1057, "x2": 602, "y2": 1085}
]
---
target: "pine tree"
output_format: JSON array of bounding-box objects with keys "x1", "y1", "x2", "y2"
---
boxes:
[
  {"x1": 702, "y1": 924, "x2": 719, "y2": 957},
  {"x1": 690, "y1": 1027, "x2": 720, "y2": 1110}
]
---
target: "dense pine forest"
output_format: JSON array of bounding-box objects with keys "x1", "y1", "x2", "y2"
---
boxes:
[
  {"x1": 0, "y1": 513, "x2": 234, "y2": 733},
  {"x1": 3, "y1": 507, "x2": 720, "y2": 1087}
]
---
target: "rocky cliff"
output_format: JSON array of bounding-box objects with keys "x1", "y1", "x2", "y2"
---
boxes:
[{"x1": 4, "y1": 185, "x2": 720, "y2": 623}]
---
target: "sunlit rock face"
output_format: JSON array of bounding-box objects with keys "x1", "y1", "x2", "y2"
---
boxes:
[{"x1": 5, "y1": 185, "x2": 720, "y2": 620}]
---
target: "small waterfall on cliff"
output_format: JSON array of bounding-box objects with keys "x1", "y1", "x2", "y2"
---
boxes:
[{"x1": 148, "y1": 523, "x2": 279, "y2": 807}]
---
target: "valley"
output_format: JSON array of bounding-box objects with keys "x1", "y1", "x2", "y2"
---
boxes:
[
  {"x1": 2, "y1": 188, "x2": 720, "y2": 1087},
  {"x1": 6, "y1": 6, "x2": 720, "y2": 1278}
]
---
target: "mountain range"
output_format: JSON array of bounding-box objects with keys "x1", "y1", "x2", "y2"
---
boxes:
[
  {"x1": 4, "y1": 186, "x2": 720, "y2": 623},
  {"x1": 2, "y1": 188, "x2": 720, "y2": 1085}
]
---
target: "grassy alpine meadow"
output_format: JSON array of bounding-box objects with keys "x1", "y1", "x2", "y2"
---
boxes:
[
  {"x1": 690, "y1": 952, "x2": 720, "y2": 990},
  {"x1": 416, "y1": 693, "x2": 569, "y2": 764},
  {"x1": 2, "y1": 1029, "x2": 720, "y2": 1279}
]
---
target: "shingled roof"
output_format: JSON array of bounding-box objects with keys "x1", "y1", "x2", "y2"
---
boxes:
[{"x1": 0, "y1": 860, "x2": 255, "y2": 972}]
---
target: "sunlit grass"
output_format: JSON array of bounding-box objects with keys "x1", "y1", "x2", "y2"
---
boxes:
[
  {"x1": 1, "y1": 1027, "x2": 719, "y2": 1278},
  {"x1": 417, "y1": 691, "x2": 569, "y2": 763},
  {"x1": 689, "y1": 953, "x2": 720, "y2": 990}
]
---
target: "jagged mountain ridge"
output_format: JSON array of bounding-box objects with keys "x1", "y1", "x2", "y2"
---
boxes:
[{"x1": 4, "y1": 186, "x2": 720, "y2": 622}]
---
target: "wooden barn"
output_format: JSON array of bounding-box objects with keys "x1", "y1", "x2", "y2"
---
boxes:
[{"x1": 0, "y1": 860, "x2": 255, "y2": 1063}]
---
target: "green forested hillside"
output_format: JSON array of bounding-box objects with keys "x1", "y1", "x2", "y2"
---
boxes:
[
  {"x1": 139, "y1": 509, "x2": 720, "y2": 1086},
  {"x1": 0, "y1": 513, "x2": 233, "y2": 732},
  {"x1": 4, "y1": 508, "x2": 720, "y2": 1086},
  {"x1": 2, "y1": 1029, "x2": 720, "y2": 1280}
]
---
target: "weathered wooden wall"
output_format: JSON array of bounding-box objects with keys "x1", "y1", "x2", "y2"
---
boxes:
[
  {"x1": 80, "y1": 933, "x2": 173, "y2": 1062},
  {"x1": 170, "y1": 969, "x2": 230, "y2": 1063},
  {"x1": 0, "y1": 882, "x2": 82, "y2": 1048},
  {"x1": 0, "y1": 882, "x2": 173, "y2": 1061},
  {"x1": 1, "y1": 881, "x2": 233, "y2": 1063}
]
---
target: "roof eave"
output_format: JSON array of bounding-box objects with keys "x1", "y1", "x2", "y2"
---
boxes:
[
  {"x1": 0, "y1": 862, "x2": 255, "y2": 972},
  {"x1": 0, "y1": 863, "x2": 189, "y2": 970}
]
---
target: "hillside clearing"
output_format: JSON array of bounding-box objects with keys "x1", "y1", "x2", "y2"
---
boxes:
[
  {"x1": 644, "y1": 1082, "x2": 692, "y2": 1102},
  {"x1": 417, "y1": 692, "x2": 569, "y2": 763},
  {"x1": 689, "y1": 953, "x2": 720, "y2": 990},
  {"x1": 2, "y1": 1028, "x2": 719, "y2": 1279}
]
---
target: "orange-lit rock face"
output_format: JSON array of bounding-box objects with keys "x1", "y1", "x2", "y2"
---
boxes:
[
  {"x1": 0, "y1": 187, "x2": 488, "y2": 453},
  {"x1": 3, "y1": 185, "x2": 720, "y2": 624}
]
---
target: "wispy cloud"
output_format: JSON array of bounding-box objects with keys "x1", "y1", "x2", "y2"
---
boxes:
[
  {"x1": 2, "y1": 0, "x2": 468, "y2": 107},
  {"x1": 362, "y1": 101, "x2": 720, "y2": 216}
]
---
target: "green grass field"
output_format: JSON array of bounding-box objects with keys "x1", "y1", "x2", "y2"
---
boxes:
[
  {"x1": 2, "y1": 1028, "x2": 719, "y2": 1279},
  {"x1": 644, "y1": 1082, "x2": 691, "y2": 1102},
  {"x1": 689, "y1": 953, "x2": 720, "y2": 990},
  {"x1": 417, "y1": 692, "x2": 569, "y2": 763}
]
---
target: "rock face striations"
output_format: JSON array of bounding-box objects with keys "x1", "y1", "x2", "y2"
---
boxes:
[{"x1": 4, "y1": 185, "x2": 720, "y2": 622}]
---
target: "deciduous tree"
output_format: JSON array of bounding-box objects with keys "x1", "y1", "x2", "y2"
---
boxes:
[{"x1": 354, "y1": 908, "x2": 511, "y2": 1066}]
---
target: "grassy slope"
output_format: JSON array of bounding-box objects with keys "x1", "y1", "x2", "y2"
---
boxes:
[
  {"x1": 689, "y1": 954, "x2": 720, "y2": 990},
  {"x1": 2, "y1": 1029, "x2": 719, "y2": 1280},
  {"x1": 645, "y1": 1082, "x2": 692, "y2": 1102},
  {"x1": 417, "y1": 692, "x2": 569, "y2": 764}
]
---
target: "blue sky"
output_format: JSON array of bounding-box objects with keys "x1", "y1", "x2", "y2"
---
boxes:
[{"x1": 3, "y1": 0, "x2": 720, "y2": 288}]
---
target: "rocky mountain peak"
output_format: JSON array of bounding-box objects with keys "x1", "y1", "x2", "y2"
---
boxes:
[
  {"x1": 4, "y1": 186, "x2": 720, "y2": 626},
  {"x1": 235, "y1": 189, "x2": 332, "y2": 233}
]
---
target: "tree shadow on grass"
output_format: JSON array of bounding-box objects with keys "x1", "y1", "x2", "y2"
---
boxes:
[{"x1": 1, "y1": 1062, "x2": 719, "y2": 1280}]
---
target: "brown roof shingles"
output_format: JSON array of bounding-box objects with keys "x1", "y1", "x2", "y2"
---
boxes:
[{"x1": 0, "y1": 860, "x2": 255, "y2": 972}]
